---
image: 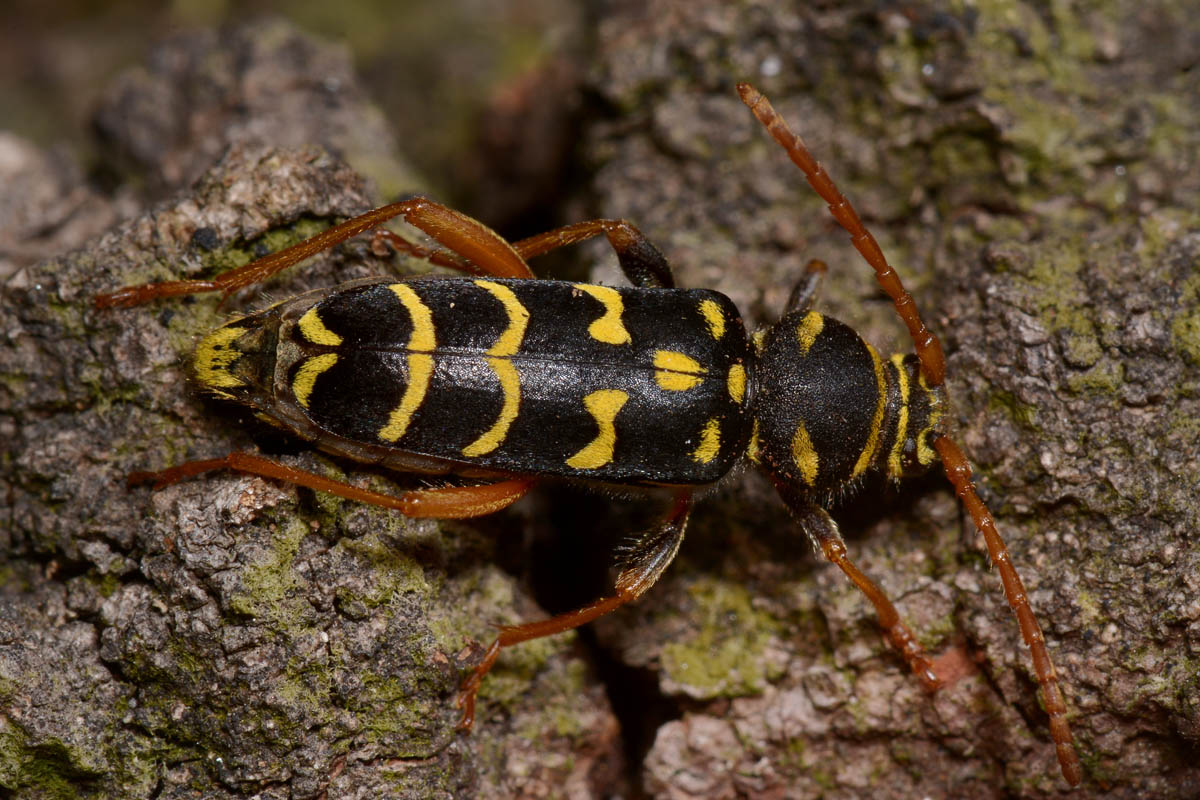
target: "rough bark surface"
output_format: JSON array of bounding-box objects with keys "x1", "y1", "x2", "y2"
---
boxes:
[
  {"x1": 3, "y1": 3, "x2": 1199, "y2": 799},
  {"x1": 1, "y1": 20, "x2": 619, "y2": 800},
  {"x1": 584, "y1": 1, "x2": 1200, "y2": 798}
]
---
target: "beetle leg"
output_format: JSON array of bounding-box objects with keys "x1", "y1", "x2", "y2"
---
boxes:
[
  {"x1": 369, "y1": 228, "x2": 473, "y2": 272},
  {"x1": 784, "y1": 259, "x2": 829, "y2": 314},
  {"x1": 776, "y1": 486, "x2": 942, "y2": 691},
  {"x1": 377, "y1": 217, "x2": 677, "y2": 288},
  {"x1": 95, "y1": 197, "x2": 535, "y2": 309},
  {"x1": 126, "y1": 452, "x2": 535, "y2": 519},
  {"x1": 512, "y1": 219, "x2": 676, "y2": 288},
  {"x1": 456, "y1": 489, "x2": 693, "y2": 731}
]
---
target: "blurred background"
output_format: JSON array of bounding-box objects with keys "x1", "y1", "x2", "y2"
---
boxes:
[{"x1": 0, "y1": 0, "x2": 584, "y2": 231}]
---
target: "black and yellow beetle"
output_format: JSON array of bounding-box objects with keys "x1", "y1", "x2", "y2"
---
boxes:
[{"x1": 96, "y1": 83, "x2": 1081, "y2": 785}]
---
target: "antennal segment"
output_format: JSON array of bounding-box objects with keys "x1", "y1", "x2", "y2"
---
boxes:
[{"x1": 736, "y1": 82, "x2": 946, "y2": 386}]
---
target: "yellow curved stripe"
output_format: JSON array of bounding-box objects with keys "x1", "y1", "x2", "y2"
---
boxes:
[
  {"x1": 698, "y1": 299, "x2": 725, "y2": 340},
  {"x1": 297, "y1": 306, "x2": 343, "y2": 346},
  {"x1": 379, "y1": 284, "x2": 437, "y2": 443},
  {"x1": 389, "y1": 284, "x2": 436, "y2": 350},
  {"x1": 851, "y1": 344, "x2": 887, "y2": 479},
  {"x1": 915, "y1": 370, "x2": 942, "y2": 467},
  {"x1": 473, "y1": 281, "x2": 529, "y2": 356},
  {"x1": 575, "y1": 284, "x2": 631, "y2": 345},
  {"x1": 727, "y1": 363, "x2": 746, "y2": 404},
  {"x1": 194, "y1": 326, "x2": 246, "y2": 390},
  {"x1": 566, "y1": 389, "x2": 628, "y2": 469},
  {"x1": 462, "y1": 281, "x2": 530, "y2": 457},
  {"x1": 888, "y1": 353, "x2": 910, "y2": 477},
  {"x1": 747, "y1": 419, "x2": 761, "y2": 464},
  {"x1": 791, "y1": 422, "x2": 819, "y2": 487},
  {"x1": 293, "y1": 353, "x2": 339, "y2": 408},
  {"x1": 462, "y1": 359, "x2": 521, "y2": 457},
  {"x1": 796, "y1": 311, "x2": 824, "y2": 356},
  {"x1": 692, "y1": 418, "x2": 721, "y2": 464},
  {"x1": 653, "y1": 350, "x2": 704, "y2": 391}
]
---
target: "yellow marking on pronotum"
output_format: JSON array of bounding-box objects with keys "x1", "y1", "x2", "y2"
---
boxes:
[
  {"x1": 698, "y1": 299, "x2": 726, "y2": 340},
  {"x1": 915, "y1": 369, "x2": 941, "y2": 466},
  {"x1": 751, "y1": 329, "x2": 767, "y2": 354},
  {"x1": 194, "y1": 326, "x2": 247, "y2": 390},
  {"x1": 379, "y1": 284, "x2": 436, "y2": 443},
  {"x1": 463, "y1": 281, "x2": 530, "y2": 457},
  {"x1": 727, "y1": 363, "x2": 746, "y2": 404},
  {"x1": 297, "y1": 307, "x2": 343, "y2": 346},
  {"x1": 796, "y1": 311, "x2": 824, "y2": 355},
  {"x1": 888, "y1": 353, "x2": 911, "y2": 477},
  {"x1": 850, "y1": 343, "x2": 887, "y2": 479},
  {"x1": 293, "y1": 353, "x2": 339, "y2": 409},
  {"x1": 747, "y1": 419, "x2": 761, "y2": 463},
  {"x1": 791, "y1": 422, "x2": 819, "y2": 487},
  {"x1": 653, "y1": 350, "x2": 704, "y2": 391},
  {"x1": 566, "y1": 389, "x2": 628, "y2": 469},
  {"x1": 575, "y1": 284, "x2": 631, "y2": 345},
  {"x1": 692, "y1": 418, "x2": 721, "y2": 464}
]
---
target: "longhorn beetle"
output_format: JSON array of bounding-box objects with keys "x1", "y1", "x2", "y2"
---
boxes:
[{"x1": 95, "y1": 83, "x2": 1081, "y2": 785}]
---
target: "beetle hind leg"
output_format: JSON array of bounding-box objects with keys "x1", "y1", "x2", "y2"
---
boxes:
[
  {"x1": 94, "y1": 197, "x2": 537, "y2": 309},
  {"x1": 456, "y1": 490, "x2": 693, "y2": 731},
  {"x1": 127, "y1": 452, "x2": 535, "y2": 519},
  {"x1": 512, "y1": 219, "x2": 676, "y2": 288}
]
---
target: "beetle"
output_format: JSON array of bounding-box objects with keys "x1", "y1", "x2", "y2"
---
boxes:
[{"x1": 95, "y1": 82, "x2": 1081, "y2": 785}]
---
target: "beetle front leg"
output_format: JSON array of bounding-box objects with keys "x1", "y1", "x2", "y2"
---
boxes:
[
  {"x1": 456, "y1": 489, "x2": 693, "y2": 730},
  {"x1": 784, "y1": 259, "x2": 828, "y2": 314},
  {"x1": 777, "y1": 486, "x2": 942, "y2": 691}
]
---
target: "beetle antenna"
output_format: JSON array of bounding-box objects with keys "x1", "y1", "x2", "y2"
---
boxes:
[{"x1": 738, "y1": 81, "x2": 1081, "y2": 786}]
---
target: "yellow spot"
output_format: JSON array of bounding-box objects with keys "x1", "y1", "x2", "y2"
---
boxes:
[
  {"x1": 796, "y1": 311, "x2": 824, "y2": 355},
  {"x1": 297, "y1": 307, "x2": 343, "y2": 346},
  {"x1": 194, "y1": 326, "x2": 246, "y2": 390},
  {"x1": 379, "y1": 284, "x2": 437, "y2": 442},
  {"x1": 747, "y1": 419, "x2": 761, "y2": 463},
  {"x1": 727, "y1": 363, "x2": 746, "y2": 404},
  {"x1": 791, "y1": 422, "x2": 819, "y2": 487},
  {"x1": 566, "y1": 389, "x2": 628, "y2": 469},
  {"x1": 576, "y1": 284, "x2": 631, "y2": 345},
  {"x1": 888, "y1": 353, "x2": 910, "y2": 477},
  {"x1": 752, "y1": 330, "x2": 767, "y2": 354},
  {"x1": 653, "y1": 350, "x2": 704, "y2": 391},
  {"x1": 462, "y1": 281, "x2": 530, "y2": 457},
  {"x1": 692, "y1": 418, "x2": 721, "y2": 464},
  {"x1": 698, "y1": 299, "x2": 725, "y2": 339},
  {"x1": 851, "y1": 344, "x2": 886, "y2": 479},
  {"x1": 293, "y1": 353, "x2": 339, "y2": 408}
]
